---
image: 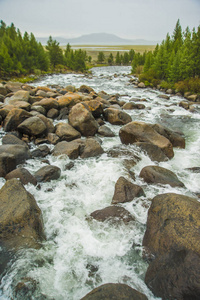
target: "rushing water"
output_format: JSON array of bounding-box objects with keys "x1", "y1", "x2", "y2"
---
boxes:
[{"x1": 0, "y1": 66, "x2": 200, "y2": 300}]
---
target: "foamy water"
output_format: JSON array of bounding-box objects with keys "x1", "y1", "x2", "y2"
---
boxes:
[{"x1": 0, "y1": 66, "x2": 199, "y2": 300}]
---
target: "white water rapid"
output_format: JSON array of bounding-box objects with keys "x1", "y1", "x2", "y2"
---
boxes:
[{"x1": 0, "y1": 66, "x2": 200, "y2": 300}]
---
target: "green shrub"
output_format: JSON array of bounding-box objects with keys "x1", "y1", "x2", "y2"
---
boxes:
[{"x1": 175, "y1": 77, "x2": 200, "y2": 94}]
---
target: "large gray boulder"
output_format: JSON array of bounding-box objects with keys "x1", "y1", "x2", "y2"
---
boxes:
[
  {"x1": 55, "y1": 122, "x2": 81, "y2": 141},
  {"x1": 68, "y1": 103, "x2": 99, "y2": 136},
  {"x1": 80, "y1": 138, "x2": 104, "y2": 159},
  {"x1": 119, "y1": 121, "x2": 174, "y2": 159},
  {"x1": 0, "y1": 179, "x2": 45, "y2": 250},
  {"x1": 139, "y1": 165, "x2": 184, "y2": 187},
  {"x1": 18, "y1": 116, "x2": 47, "y2": 137},
  {"x1": 103, "y1": 107, "x2": 132, "y2": 125},
  {"x1": 80, "y1": 283, "x2": 148, "y2": 300},
  {"x1": 112, "y1": 176, "x2": 145, "y2": 204},
  {"x1": 52, "y1": 140, "x2": 81, "y2": 159},
  {"x1": 0, "y1": 144, "x2": 31, "y2": 165},
  {"x1": 3, "y1": 108, "x2": 31, "y2": 132}
]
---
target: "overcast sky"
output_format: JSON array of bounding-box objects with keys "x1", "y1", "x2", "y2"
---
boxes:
[{"x1": 0, "y1": 0, "x2": 199, "y2": 41}]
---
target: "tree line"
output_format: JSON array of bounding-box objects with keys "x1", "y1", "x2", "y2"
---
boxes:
[{"x1": 132, "y1": 20, "x2": 200, "y2": 93}]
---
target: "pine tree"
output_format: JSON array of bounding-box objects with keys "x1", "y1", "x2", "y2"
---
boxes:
[
  {"x1": 115, "y1": 51, "x2": 121, "y2": 65},
  {"x1": 46, "y1": 36, "x2": 64, "y2": 68}
]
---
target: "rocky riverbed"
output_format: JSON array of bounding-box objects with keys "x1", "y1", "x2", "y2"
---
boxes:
[{"x1": 0, "y1": 66, "x2": 200, "y2": 299}]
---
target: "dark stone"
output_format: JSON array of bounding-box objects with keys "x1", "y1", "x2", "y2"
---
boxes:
[
  {"x1": 31, "y1": 145, "x2": 50, "y2": 158},
  {"x1": 0, "y1": 144, "x2": 31, "y2": 165},
  {"x1": 80, "y1": 283, "x2": 148, "y2": 300},
  {"x1": 34, "y1": 165, "x2": 61, "y2": 182},
  {"x1": 5, "y1": 167, "x2": 37, "y2": 185},
  {"x1": 135, "y1": 142, "x2": 168, "y2": 162},
  {"x1": 90, "y1": 206, "x2": 134, "y2": 224},
  {"x1": 98, "y1": 125, "x2": 115, "y2": 137}
]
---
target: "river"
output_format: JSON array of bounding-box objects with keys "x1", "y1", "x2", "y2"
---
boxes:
[{"x1": 0, "y1": 66, "x2": 200, "y2": 299}]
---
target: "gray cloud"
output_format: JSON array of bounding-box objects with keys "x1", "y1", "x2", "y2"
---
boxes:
[{"x1": 0, "y1": 0, "x2": 199, "y2": 41}]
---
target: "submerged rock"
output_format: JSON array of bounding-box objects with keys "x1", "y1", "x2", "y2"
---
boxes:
[
  {"x1": 135, "y1": 142, "x2": 168, "y2": 162},
  {"x1": 0, "y1": 178, "x2": 45, "y2": 250},
  {"x1": 80, "y1": 283, "x2": 148, "y2": 300}
]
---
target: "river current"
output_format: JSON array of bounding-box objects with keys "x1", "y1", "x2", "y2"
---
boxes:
[{"x1": 0, "y1": 66, "x2": 200, "y2": 299}]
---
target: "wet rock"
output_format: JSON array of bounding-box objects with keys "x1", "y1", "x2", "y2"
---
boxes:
[
  {"x1": 158, "y1": 94, "x2": 170, "y2": 100},
  {"x1": 139, "y1": 165, "x2": 184, "y2": 187},
  {"x1": 98, "y1": 125, "x2": 115, "y2": 137},
  {"x1": 65, "y1": 85, "x2": 76, "y2": 93},
  {"x1": 5, "y1": 90, "x2": 30, "y2": 105},
  {"x1": 37, "y1": 114, "x2": 55, "y2": 133},
  {"x1": 143, "y1": 193, "x2": 200, "y2": 300},
  {"x1": 47, "y1": 108, "x2": 59, "y2": 119},
  {"x1": 135, "y1": 142, "x2": 168, "y2": 162},
  {"x1": 138, "y1": 82, "x2": 146, "y2": 88},
  {"x1": 145, "y1": 249, "x2": 200, "y2": 300},
  {"x1": 79, "y1": 85, "x2": 94, "y2": 94},
  {"x1": 0, "y1": 84, "x2": 8, "y2": 96},
  {"x1": 112, "y1": 176, "x2": 145, "y2": 204},
  {"x1": 65, "y1": 161, "x2": 75, "y2": 170},
  {"x1": 107, "y1": 145, "x2": 140, "y2": 164},
  {"x1": 151, "y1": 123, "x2": 185, "y2": 148},
  {"x1": 55, "y1": 122, "x2": 81, "y2": 141},
  {"x1": 0, "y1": 178, "x2": 45, "y2": 250},
  {"x1": 187, "y1": 94, "x2": 197, "y2": 102},
  {"x1": 2, "y1": 133, "x2": 28, "y2": 148},
  {"x1": 52, "y1": 140, "x2": 80, "y2": 159},
  {"x1": 31, "y1": 105, "x2": 46, "y2": 115},
  {"x1": 119, "y1": 121, "x2": 174, "y2": 159},
  {"x1": 46, "y1": 133, "x2": 60, "y2": 145},
  {"x1": 179, "y1": 101, "x2": 190, "y2": 110},
  {"x1": 143, "y1": 193, "x2": 200, "y2": 257},
  {"x1": 57, "y1": 93, "x2": 82, "y2": 109},
  {"x1": 5, "y1": 82, "x2": 22, "y2": 93},
  {"x1": 57, "y1": 107, "x2": 69, "y2": 120},
  {"x1": 0, "y1": 144, "x2": 31, "y2": 164},
  {"x1": 3, "y1": 108, "x2": 31, "y2": 132},
  {"x1": 90, "y1": 206, "x2": 134, "y2": 224},
  {"x1": 83, "y1": 100, "x2": 103, "y2": 118},
  {"x1": 123, "y1": 102, "x2": 145, "y2": 110},
  {"x1": 34, "y1": 165, "x2": 61, "y2": 182},
  {"x1": 31, "y1": 145, "x2": 50, "y2": 158},
  {"x1": 32, "y1": 98, "x2": 59, "y2": 112},
  {"x1": 103, "y1": 107, "x2": 132, "y2": 125},
  {"x1": 5, "y1": 167, "x2": 37, "y2": 185},
  {"x1": 186, "y1": 167, "x2": 200, "y2": 173},
  {"x1": 80, "y1": 138, "x2": 104, "y2": 159},
  {"x1": 18, "y1": 116, "x2": 47, "y2": 137},
  {"x1": 0, "y1": 152, "x2": 16, "y2": 177},
  {"x1": 68, "y1": 103, "x2": 99, "y2": 136},
  {"x1": 12, "y1": 101, "x2": 31, "y2": 111},
  {"x1": 80, "y1": 283, "x2": 148, "y2": 300}
]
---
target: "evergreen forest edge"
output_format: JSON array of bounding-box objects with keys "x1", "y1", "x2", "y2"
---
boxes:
[{"x1": 0, "y1": 19, "x2": 199, "y2": 94}]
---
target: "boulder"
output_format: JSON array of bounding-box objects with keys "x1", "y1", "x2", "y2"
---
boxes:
[
  {"x1": 103, "y1": 108, "x2": 132, "y2": 125},
  {"x1": 52, "y1": 140, "x2": 81, "y2": 159},
  {"x1": 112, "y1": 176, "x2": 145, "y2": 204},
  {"x1": 145, "y1": 249, "x2": 200, "y2": 300},
  {"x1": 5, "y1": 82, "x2": 22, "y2": 93},
  {"x1": 80, "y1": 283, "x2": 148, "y2": 300},
  {"x1": 143, "y1": 193, "x2": 200, "y2": 300},
  {"x1": 55, "y1": 122, "x2": 81, "y2": 141},
  {"x1": 3, "y1": 108, "x2": 31, "y2": 132},
  {"x1": 90, "y1": 206, "x2": 134, "y2": 224},
  {"x1": 57, "y1": 93, "x2": 82, "y2": 109},
  {"x1": 31, "y1": 105, "x2": 46, "y2": 115},
  {"x1": 46, "y1": 133, "x2": 60, "y2": 145},
  {"x1": 57, "y1": 107, "x2": 69, "y2": 120},
  {"x1": 34, "y1": 165, "x2": 61, "y2": 182},
  {"x1": 5, "y1": 167, "x2": 37, "y2": 186},
  {"x1": 0, "y1": 152, "x2": 16, "y2": 177},
  {"x1": 80, "y1": 138, "x2": 104, "y2": 159},
  {"x1": 143, "y1": 193, "x2": 200, "y2": 257},
  {"x1": 119, "y1": 121, "x2": 174, "y2": 159},
  {"x1": 151, "y1": 123, "x2": 185, "y2": 148},
  {"x1": 31, "y1": 145, "x2": 50, "y2": 158},
  {"x1": 2, "y1": 133, "x2": 28, "y2": 148},
  {"x1": 83, "y1": 100, "x2": 103, "y2": 118},
  {"x1": 37, "y1": 114, "x2": 55, "y2": 133},
  {"x1": 138, "y1": 82, "x2": 145, "y2": 88},
  {"x1": 32, "y1": 98, "x2": 59, "y2": 111},
  {"x1": 140, "y1": 165, "x2": 184, "y2": 187},
  {"x1": 158, "y1": 94, "x2": 170, "y2": 100},
  {"x1": 98, "y1": 125, "x2": 115, "y2": 137},
  {"x1": 18, "y1": 116, "x2": 47, "y2": 137},
  {"x1": 0, "y1": 144, "x2": 31, "y2": 165},
  {"x1": 4, "y1": 90, "x2": 30, "y2": 105},
  {"x1": 123, "y1": 102, "x2": 145, "y2": 110},
  {"x1": 0, "y1": 178, "x2": 45, "y2": 250},
  {"x1": 47, "y1": 108, "x2": 59, "y2": 119},
  {"x1": 68, "y1": 103, "x2": 99, "y2": 136},
  {"x1": 79, "y1": 85, "x2": 94, "y2": 94},
  {"x1": 0, "y1": 84, "x2": 8, "y2": 96},
  {"x1": 135, "y1": 142, "x2": 168, "y2": 162},
  {"x1": 12, "y1": 101, "x2": 31, "y2": 111}
]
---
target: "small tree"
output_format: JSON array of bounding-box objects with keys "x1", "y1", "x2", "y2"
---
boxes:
[
  {"x1": 107, "y1": 53, "x2": 114, "y2": 65},
  {"x1": 97, "y1": 51, "x2": 105, "y2": 63},
  {"x1": 115, "y1": 51, "x2": 121, "y2": 65},
  {"x1": 46, "y1": 36, "x2": 63, "y2": 68}
]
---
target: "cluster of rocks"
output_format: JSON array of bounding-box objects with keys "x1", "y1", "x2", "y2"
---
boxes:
[{"x1": 0, "y1": 80, "x2": 199, "y2": 300}]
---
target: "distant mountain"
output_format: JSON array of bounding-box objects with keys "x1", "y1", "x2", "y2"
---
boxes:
[{"x1": 36, "y1": 33, "x2": 159, "y2": 45}]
